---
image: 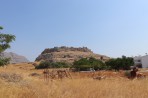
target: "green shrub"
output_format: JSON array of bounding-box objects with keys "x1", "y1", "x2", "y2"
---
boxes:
[
  {"x1": 35, "y1": 61, "x2": 51, "y2": 69},
  {"x1": 73, "y1": 57, "x2": 107, "y2": 71},
  {"x1": 51, "y1": 62, "x2": 70, "y2": 68},
  {"x1": 35, "y1": 61, "x2": 70, "y2": 69},
  {"x1": 0, "y1": 57, "x2": 10, "y2": 67},
  {"x1": 105, "y1": 56, "x2": 134, "y2": 71}
]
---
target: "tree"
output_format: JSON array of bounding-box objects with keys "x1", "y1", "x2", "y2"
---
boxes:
[
  {"x1": 0, "y1": 27, "x2": 15, "y2": 53},
  {"x1": 0, "y1": 26, "x2": 15, "y2": 66},
  {"x1": 105, "y1": 56, "x2": 134, "y2": 71},
  {"x1": 73, "y1": 57, "x2": 106, "y2": 71},
  {"x1": 0, "y1": 26, "x2": 3, "y2": 30}
]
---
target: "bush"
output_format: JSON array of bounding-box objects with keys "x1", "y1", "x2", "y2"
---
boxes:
[
  {"x1": 51, "y1": 62, "x2": 70, "y2": 68},
  {"x1": 73, "y1": 57, "x2": 107, "y2": 71},
  {"x1": 35, "y1": 61, "x2": 51, "y2": 69},
  {"x1": 105, "y1": 56, "x2": 134, "y2": 71},
  {"x1": 0, "y1": 57, "x2": 10, "y2": 67},
  {"x1": 35, "y1": 61, "x2": 70, "y2": 69}
]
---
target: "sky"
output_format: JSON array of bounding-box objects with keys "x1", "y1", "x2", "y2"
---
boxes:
[{"x1": 1, "y1": 0, "x2": 148, "y2": 61}]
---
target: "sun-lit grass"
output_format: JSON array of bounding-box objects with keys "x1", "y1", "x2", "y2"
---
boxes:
[{"x1": 0, "y1": 63, "x2": 148, "y2": 98}]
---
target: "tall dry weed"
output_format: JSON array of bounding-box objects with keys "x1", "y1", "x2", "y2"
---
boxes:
[{"x1": 0, "y1": 64, "x2": 148, "y2": 98}]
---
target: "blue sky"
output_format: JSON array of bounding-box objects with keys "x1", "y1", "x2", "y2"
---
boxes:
[{"x1": 1, "y1": 0, "x2": 148, "y2": 61}]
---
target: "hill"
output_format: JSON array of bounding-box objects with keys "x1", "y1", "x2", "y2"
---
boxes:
[
  {"x1": 0, "y1": 52, "x2": 29, "y2": 64},
  {"x1": 35, "y1": 46, "x2": 110, "y2": 63}
]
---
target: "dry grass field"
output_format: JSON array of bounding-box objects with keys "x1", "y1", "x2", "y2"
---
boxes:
[{"x1": 0, "y1": 63, "x2": 148, "y2": 98}]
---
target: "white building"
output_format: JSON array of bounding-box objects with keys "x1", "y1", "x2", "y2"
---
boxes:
[{"x1": 133, "y1": 55, "x2": 148, "y2": 68}]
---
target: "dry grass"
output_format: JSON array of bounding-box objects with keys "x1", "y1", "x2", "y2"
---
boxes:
[{"x1": 0, "y1": 63, "x2": 148, "y2": 98}]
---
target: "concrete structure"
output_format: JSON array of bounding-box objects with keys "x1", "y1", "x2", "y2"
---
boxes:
[{"x1": 133, "y1": 55, "x2": 148, "y2": 68}]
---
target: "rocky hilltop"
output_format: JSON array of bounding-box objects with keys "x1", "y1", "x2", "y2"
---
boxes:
[
  {"x1": 35, "y1": 46, "x2": 110, "y2": 63},
  {"x1": 0, "y1": 52, "x2": 29, "y2": 64}
]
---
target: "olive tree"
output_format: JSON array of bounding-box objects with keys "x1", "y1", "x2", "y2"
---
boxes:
[{"x1": 0, "y1": 26, "x2": 15, "y2": 66}]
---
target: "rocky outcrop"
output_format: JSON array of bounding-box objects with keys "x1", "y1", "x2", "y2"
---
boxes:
[
  {"x1": 35, "y1": 46, "x2": 110, "y2": 63},
  {"x1": 0, "y1": 52, "x2": 29, "y2": 64}
]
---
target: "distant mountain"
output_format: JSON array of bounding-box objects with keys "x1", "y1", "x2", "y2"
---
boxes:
[
  {"x1": 36, "y1": 46, "x2": 110, "y2": 63},
  {"x1": 0, "y1": 52, "x2": 29, "y2": 64}
]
